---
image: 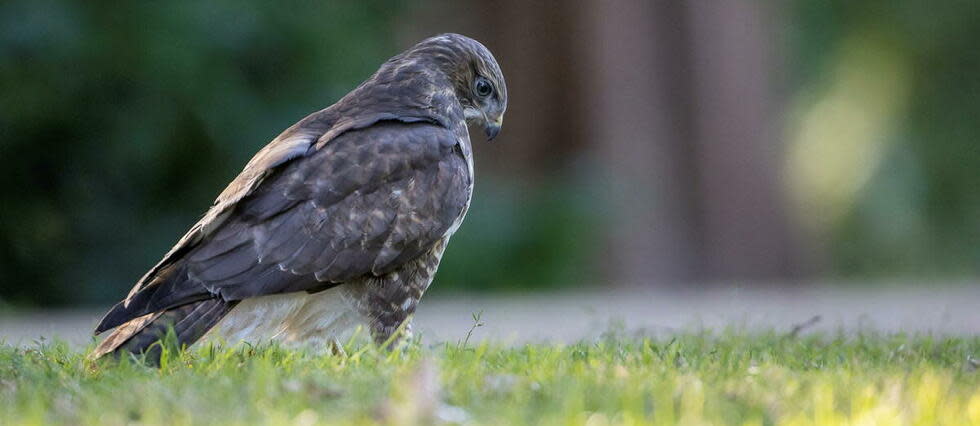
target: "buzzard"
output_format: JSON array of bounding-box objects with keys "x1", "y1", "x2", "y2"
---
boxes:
[{"x1": 91, "y1": 34, "x2": 507, "y2": 362}]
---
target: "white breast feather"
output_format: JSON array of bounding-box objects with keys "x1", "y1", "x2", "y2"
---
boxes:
[{"x1": 203, "y1": 287, "x2": 370, "y2": 349}]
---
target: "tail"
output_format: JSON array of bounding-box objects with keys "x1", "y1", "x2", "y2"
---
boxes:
[{"x1": 90, "y1": 298, "x2": 237, "y2": 365}]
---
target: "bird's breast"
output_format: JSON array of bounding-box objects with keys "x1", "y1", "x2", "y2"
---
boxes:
[{"x1": 203, "y1": 286, "x2": 371, "y2": 348}]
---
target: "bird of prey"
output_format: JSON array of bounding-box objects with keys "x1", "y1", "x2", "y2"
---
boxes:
[{"x1": 91, "y1": 33, "x2": 507, "y2": 362}]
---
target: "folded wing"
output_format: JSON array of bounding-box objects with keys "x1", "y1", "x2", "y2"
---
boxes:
[{"x1": 95, "y1": 121, "x2": 469, "y2": 333}]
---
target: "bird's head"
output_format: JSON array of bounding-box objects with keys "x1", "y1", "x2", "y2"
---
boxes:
[{"x1": 405, "y1": 33, "x2": 508, "y2": 141}]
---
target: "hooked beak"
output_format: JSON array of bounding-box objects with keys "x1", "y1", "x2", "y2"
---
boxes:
[{"x1": 484, "y1": 117, "x2": 503, "y2": 141}]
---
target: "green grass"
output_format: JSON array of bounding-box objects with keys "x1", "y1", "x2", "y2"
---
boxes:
[{"x1": 1, "y1": 331, "x2": 978, "y2": 425}]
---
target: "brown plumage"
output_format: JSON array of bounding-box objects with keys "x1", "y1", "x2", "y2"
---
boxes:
[{"x1": 91, "y1": 33, "x2": 507, "y2": 363}]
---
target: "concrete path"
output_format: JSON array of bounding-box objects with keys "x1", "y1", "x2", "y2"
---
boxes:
[{"x1": 2, "y1": 285, "x2": 978, "y2": 348}]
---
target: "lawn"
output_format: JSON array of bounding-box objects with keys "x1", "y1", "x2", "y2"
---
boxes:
[{"x1": 1, "y1": 331, "x2": 978, "y2": 425}]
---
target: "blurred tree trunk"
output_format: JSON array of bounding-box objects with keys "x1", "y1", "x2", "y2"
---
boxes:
[
  {"x1": 581, "y1": 0, "x2": 703, "y2": 284},
  {"x1": 583, "y1": 0, "x2": 802, "y2": 284},
  {"x1": 404, "y1": 0, "x2": 804, "y2": 286},
  {"x1": 683, "y1": 1, "x2": 800, "y2": 280}
]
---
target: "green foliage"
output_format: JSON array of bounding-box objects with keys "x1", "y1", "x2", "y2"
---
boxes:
[
  {"x1": 1, "y1": 332, "x2": 978, "y2": 424},
  {"x1": 0, "y1": 1, "x2": 405, "y2": 305},
  {"x1": 432, "y1": 175, "x2": 600, "y2": 294},
  {"x1": 789, "y1": 0, "x2": 980, "y2": 277}
]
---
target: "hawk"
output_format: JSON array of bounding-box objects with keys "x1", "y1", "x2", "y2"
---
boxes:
[{"x1": 91, "y1": 33, "x2": 507, "y2": 362}]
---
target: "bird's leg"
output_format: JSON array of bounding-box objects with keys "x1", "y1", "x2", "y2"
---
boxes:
[
  {"x1": 373, "y1": 317, "x2": 414, "y2": 350},
  {"x1": 328, "y1": 338, "x2": 348, "y2": 357}
]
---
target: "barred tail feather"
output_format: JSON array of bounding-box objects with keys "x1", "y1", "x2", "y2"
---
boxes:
[{"x1": 90, "y1": 298, "x2": 237, "y2": 365}]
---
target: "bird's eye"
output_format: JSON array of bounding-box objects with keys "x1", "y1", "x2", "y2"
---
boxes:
[{"x1": 475, "y1": 78, "x2": 493, "y2": 97}]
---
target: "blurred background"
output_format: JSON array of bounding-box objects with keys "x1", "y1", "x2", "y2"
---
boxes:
[{"x1": 1, "y1": 0, "x2": 979, "y2": 310}]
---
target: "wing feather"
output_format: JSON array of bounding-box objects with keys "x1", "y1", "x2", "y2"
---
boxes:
[{"x1": 96, "y1": 120, "x2": 469, "y2": 333}]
